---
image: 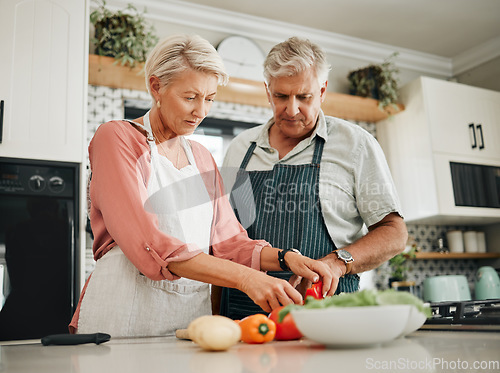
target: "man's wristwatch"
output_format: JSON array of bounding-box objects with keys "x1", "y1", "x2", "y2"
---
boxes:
[
  {"x1": 333, "y1": 249, "x2": 354, "y2": 275},
  {"x1": 278, "y1": 248, "x2": 301, "y2": 271}
]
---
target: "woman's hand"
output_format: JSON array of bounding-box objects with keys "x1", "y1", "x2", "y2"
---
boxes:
[{"x1": 238, "y1": 270, "x2": 303, "y2": 313}]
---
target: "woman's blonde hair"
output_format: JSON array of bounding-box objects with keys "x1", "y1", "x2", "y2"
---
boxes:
[
  {"x1": 145, "y1": 34, "x2": 228, "y2": 100},
  {"x1": 263, "y1": 36, "x2": 331, "y2": 85}
]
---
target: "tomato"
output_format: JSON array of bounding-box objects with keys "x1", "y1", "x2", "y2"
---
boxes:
[
  {"x1": 268, "y1": 306, "x2": 302, "y2": 341},
  {"x1": 305, "y1": 281, "x2": 323, "y2": 300}
]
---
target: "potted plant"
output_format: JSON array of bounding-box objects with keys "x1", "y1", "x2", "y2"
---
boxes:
[
  {"x1": 90, "y1": 0, "x2": 158, "y2": 67},
  {"x1": 347, "y1": 52, "x2": 400, "y2": 113},
  {"x1": 388, "y1": 245, "x2": 417, "y2": 291}
]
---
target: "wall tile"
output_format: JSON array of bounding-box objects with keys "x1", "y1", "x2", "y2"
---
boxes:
[{"x1": 374, "y1": 223, "x2": 484, "y2": 297}]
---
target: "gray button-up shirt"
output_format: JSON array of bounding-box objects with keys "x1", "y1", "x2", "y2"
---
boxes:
[{"x1": 222, "y1": 110, "x2": 403, "y2": 249}]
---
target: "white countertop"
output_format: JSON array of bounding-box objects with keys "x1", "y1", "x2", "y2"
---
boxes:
[{"x1": 1, "y1": 331, "x2": 499, "y2": 373}]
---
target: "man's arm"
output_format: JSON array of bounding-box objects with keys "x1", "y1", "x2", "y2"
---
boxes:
[
  {"x1": 322, "y1": 212, "x2": 407, "y2": 275},
  {"x1": 291, "y1": 212, "x2": 407, "y2": 297}
]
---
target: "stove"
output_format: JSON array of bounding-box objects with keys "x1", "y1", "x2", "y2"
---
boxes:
[{"x1": 421, "y1": 299, "x2": 500, "y2": 331}]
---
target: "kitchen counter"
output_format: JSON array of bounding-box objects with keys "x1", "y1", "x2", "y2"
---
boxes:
[{"x1": 1, "y1": 331, "x2": 499, "y2": 373}]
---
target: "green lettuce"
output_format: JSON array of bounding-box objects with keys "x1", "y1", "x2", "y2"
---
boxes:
[{"x1": 279, "y1": 289, "x2": 431, "y2": 322}]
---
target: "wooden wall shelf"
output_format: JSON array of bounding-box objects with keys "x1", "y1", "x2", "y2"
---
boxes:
[
  {"x1": 414, "y1": 252, "x2": 500, "y2": 260},
  {"x1": 88, "y1": 54, "x2": 404, "y2": 123}
]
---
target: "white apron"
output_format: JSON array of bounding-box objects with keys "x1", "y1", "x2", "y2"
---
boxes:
[{"x1": 78, "y1": 112, "x2": 213, "y2": 337}]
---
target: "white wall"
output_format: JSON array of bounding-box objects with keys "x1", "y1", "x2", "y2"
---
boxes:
[
  {"x1": 149, "y1": 20, "x2": 447, "y2": 94},
  {"x1": 455, "y1": 55, "x2": 500, "y2": 92},
  {"x1": 95, "y1": 0, "x2": 456, "y2": 95}
]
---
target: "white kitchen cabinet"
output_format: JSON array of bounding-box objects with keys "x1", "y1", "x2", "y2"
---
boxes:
[
  {"x1": 377, "y1": 77, "x2": 500, "y2": 225},
  {"x1": 424, "y1": 78, "x2": 500, "y2": 159},
  {"x1": 0, "y1": 0, "x2": 87, "y2": 162}
]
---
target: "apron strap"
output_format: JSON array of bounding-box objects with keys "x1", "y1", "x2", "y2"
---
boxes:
[
  {"x1": 311, "y1": 137, "x2": 325, "y2": 165},
  {"x1": 239, "y1": 142, "x2": 257, "y2": 170},
  {"x1": 124, "y1": 120, "x2": 155, "y2": 146},
  {"x1": 239, "y1": 136, "x2": 326, "y2": 170},
  {"x1": 123, "y1": 117, "x2": 163, "y2": 190}
]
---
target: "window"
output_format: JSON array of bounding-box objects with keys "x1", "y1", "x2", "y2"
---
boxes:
[{"x1": 123, "y1": 99, "x2": 264, "y2": 166}]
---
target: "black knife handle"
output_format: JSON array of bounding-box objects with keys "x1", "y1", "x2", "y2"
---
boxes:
[{"x1": 41, "y1": 332, "x2": 111, "y2": 346}]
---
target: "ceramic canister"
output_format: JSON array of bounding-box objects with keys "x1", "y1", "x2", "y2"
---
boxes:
[
  {"x1": 446, "y1": 230, "x2": 464, "y2": 253},
  {"x1": 464, "y1": 231, "x2": 478, "y2": 253},
  {"x1": 476, "y1": 232, "x2": 487, "y2": 253}
]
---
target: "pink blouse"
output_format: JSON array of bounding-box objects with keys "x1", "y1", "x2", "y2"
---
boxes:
[{"x1": 69, "y1": 120, "x2": 268, "y2": 332}]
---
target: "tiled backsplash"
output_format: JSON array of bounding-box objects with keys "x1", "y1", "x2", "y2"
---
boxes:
[
  {"x1": 374, "y1": 224, "x2": 483, "y2": 295},
  {"x1": 86, "y1": 85, "x2": 486, "y2": 294},
  {"x1": 87, "y1": 85, "x2": 151, "y2": 147},
  {"x1": 86, "y1": 85, "x2": 374, "y2": 152}
]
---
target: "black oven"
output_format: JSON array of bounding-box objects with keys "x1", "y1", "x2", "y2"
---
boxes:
[{"x1": 0, "y1": 157, "x2": 80, "y2": 340}]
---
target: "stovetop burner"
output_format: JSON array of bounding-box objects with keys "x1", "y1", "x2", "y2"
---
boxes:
[{"x1": 421, "y1": 299, "x2": 500, "y2": 331}]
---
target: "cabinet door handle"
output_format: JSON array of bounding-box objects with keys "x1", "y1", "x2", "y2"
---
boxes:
[
  {"x1": 0, "y1": 100, "x2": 4, "y2": 144},
  {"x1": 476, "y1": 124, "x2": 484, "y2": 150},
  {"x1": 468, "y1": 123, "x2": 477, "y2": 149}
]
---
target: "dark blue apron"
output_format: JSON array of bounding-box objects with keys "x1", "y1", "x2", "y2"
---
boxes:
[{"x1": 221, "y1": 137, "x2": 359, "y2": 319}]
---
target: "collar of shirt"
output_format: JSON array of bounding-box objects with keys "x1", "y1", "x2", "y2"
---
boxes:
[{"x1": 253, "y1": 110, "x2": 329, "y2": 162}]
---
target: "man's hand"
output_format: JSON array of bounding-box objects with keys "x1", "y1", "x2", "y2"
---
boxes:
[
  {"x1": 285, "y1": 253, "x2": 340, "y2": 298},
  {"x1": 289, "y1": 252, "x2": 347, "y2": 298}
]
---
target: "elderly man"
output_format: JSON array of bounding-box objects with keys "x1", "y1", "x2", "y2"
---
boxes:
[{"x1": 220, "y1": 36, "x2": 407, "y2": 320}]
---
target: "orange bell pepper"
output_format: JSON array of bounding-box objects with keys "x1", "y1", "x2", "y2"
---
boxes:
[{"x1": 238, "y1": 314, "x2": 276, "y2": 344}]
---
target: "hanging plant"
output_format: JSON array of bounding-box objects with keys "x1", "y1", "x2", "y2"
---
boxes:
[
  {"x1": 347, "y1": 52, "x2": 400, "y2": 113},
  {"x1": 90, "y1": 0, "x2": 158, "y2": 68}
]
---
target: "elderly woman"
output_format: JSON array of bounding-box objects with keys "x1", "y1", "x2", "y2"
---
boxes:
[{"x1": 70, "y1": 34, "x2": 332, "y2": 337}]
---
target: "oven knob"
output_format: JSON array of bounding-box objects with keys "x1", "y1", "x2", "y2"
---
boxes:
[
  {"x1": 29, "y1": 175, "x2": 46, "y2": 191},
  {"x1": 49, "y1": 176, "x2": 65, "y2": 193}
]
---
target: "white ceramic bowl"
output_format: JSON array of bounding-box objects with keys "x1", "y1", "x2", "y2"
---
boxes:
[
  {"x1": 291, "y1": 305, "x2": 411, "y2": 347},
  {"x1": 399, "y1": 305, "x2": 427, "y2": 337}
]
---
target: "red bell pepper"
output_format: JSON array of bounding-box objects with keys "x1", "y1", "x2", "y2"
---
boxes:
[
  {"x1": 305, "y1": 281, "x2": 323, "y2": 300},
  {"x1": 268, "y1": 306, "x2": 302, "y2": 340}
]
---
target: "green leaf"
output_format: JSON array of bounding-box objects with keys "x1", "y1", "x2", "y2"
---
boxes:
[
  {"x1": 282, "y1": 289, "x2": 431, "y2": 319},
  {"x1": 347, "y1": 52, "x2": 400, "y2": 111},
  {"x1": 90, "y1": 0, "x2": 157, "y2": 67}
]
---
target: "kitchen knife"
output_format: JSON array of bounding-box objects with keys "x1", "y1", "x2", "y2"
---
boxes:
[{"x1": 41, "y1": 333, "x2": 111, "y2": 346}]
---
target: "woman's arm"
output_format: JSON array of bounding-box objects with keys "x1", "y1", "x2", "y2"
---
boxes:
[{"x1": 168, "y1": 252, "x2": 303, "y2": 312}]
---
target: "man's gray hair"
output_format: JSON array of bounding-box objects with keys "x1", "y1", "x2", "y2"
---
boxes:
[
  {"x1": 263, "y1": 36, "x2": 331, "y2": 85},
  {"x1": 145, "y1": 34, "x2": 229, "y2": 101}
]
